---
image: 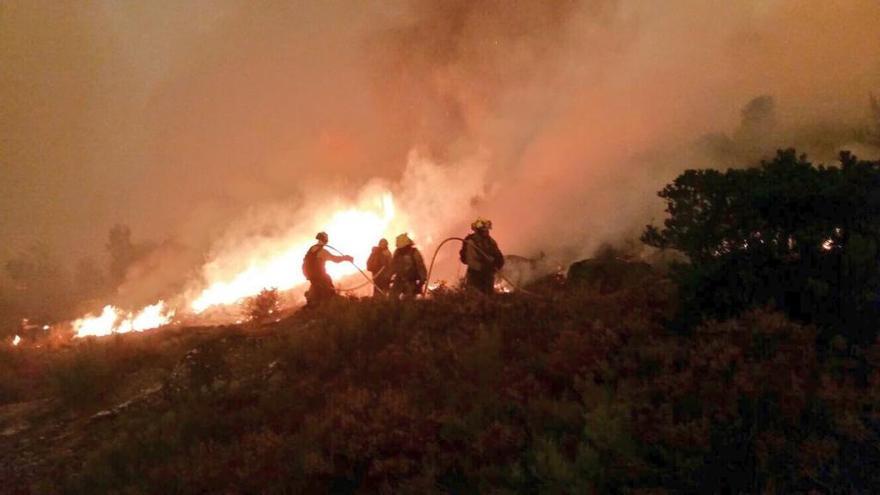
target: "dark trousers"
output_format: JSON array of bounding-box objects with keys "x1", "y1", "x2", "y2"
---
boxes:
[
  {"x1": 306, "y1": 274, "x2": 335, "y2": 306},
  {"x1": 373, "y1": 275, "x2": 391, "y2": 297},
  {"x1": 466, "y1": 269, "x2": 495, "y2": 294},
  {"x1": 390, "y1": 279, "x2": 420, "y2": 300}
]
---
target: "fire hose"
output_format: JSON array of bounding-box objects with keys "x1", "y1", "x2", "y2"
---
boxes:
[
  {"x1": 324, "y1": 244, "x2": 386, "y2": 296},
  {"x1": 323, "y1": 241, "x2": 538, "y2": 298},
  {"x1": 335, "y1": 266, "x2": 386, "y2": 293},
  {"x1": 422, "y1": 237, "x2": 542, "y2": 297}
]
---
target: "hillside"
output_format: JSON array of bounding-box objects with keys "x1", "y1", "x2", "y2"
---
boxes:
[{"x1": 2, "y1": 281, "x2": 879, "y2": 493}]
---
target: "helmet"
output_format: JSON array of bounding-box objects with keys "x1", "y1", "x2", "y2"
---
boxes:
[
  {"x1": 471, "y1": 217, "x2": 492, "y2": 231},
  {"x1": 395, "y1": 233, "x2": 414, "y2": 248},
  {"x1": 315, "y1": 231, "x2": 328, "y2": 243}
]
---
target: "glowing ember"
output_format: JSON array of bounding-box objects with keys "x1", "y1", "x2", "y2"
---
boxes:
[
  {"x1": 494, "y1": 280, "x2": 514, "y2": 293},
  {"x1": 191, "y1": 192, "x2": 402, "y2": 313},
  {"x1": 12, "y1": 335, "x2": 21, "y2": 346},
  {"x1": 73, "y1": 301, "x2": 174, "y2": 338}
]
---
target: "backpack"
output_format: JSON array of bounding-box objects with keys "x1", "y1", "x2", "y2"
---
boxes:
[
  {"x1": 459, "y1": 235, "x2": 472, "y2": 264},
  {"x1": 302, "y1": 245, "x2": 322, "y2": 280},
  {"x1": 367, "y1": 248, "x2": 382, "y2": 273},
  {"x1": 394, "y1": 247, "x2": 421, "y2": 281}
]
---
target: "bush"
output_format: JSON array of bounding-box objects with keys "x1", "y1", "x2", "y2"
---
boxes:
[
  {"x1": 245, "y1": 288, "x2": 280, "y2": 323},
  {"x1": 643, "y1": 149, "x2": 880, "y2": 343},
  {"x1": 12, "y1": 287, "x2": 880, "y2": 493},
  {"x1": 46, "y1": 336, "x2": 167, "y2": 409}
]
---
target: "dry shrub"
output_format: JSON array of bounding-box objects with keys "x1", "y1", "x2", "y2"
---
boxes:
[
  {"x1": 29, "y1": 286, "x2": 880, "y2": 493},
  {"x1": 245, "y1": 288, "x2": 280, "y2": 323}
]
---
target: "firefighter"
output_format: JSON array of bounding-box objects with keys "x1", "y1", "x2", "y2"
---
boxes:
[
  {"x1": 390, "y1": 233, "x2": 427, "y2": 300},
  {"x1": 461, "y1": 217, "x2": 504, "y2": 294},
  {"x1": 366, "y1": 238, "x2": 393, "y2": 297},
  {"x1": 302, "y1": 232, "x2": 352, "y2": 307}
]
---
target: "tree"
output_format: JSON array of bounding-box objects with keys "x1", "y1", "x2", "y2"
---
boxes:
[
  {"x1": 643, "y1": 149, "x2": 880, "y2": 344},
  {"x1": 3, "y1": 245, "x2": 74, "y2": 322},
  {"x1": 105, "y1": 224, "x2": 155, "y2": 288},
  {"x1": 106, "y1": 224, "x2": 136, "y2": 286}
]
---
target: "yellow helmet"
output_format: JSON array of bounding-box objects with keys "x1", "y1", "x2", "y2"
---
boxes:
[
  {"x1": 395, "y1": 233, "x2": 414, "y2": 248},
  {"x1": 471, "y1": 217, "x2": 492, "y2": 231}
]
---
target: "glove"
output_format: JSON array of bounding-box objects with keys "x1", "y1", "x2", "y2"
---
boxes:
[{"x1": 344, "y1": 255, "x2": 354, "y2": 262}]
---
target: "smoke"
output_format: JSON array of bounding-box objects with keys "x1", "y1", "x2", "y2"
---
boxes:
[{"x1": 2, "y1": 0, "x2": 880, "y2": 318}]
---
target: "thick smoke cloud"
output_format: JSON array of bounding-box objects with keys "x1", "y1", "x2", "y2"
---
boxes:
[{"x1": 2, "y1": 0, "x2": 879, "y2": 320}]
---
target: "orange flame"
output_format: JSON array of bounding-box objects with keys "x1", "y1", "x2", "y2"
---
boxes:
[
  {"x1": 190, "y1": 192, "x2": 404, "y2": 313},
  {"x1": 68, "y1": 190, "x2": 427, "y2": 336},
  {"x1": 72, "y1": 302, "x2": 174, "y2": 338}
]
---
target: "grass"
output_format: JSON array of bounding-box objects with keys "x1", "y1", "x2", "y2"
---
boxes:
[{"x1": 2, "y1": 284, "x2": 879, "y2": 493}]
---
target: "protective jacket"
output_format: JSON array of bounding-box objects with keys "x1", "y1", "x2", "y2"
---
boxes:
[
  {"x1": 367, "y1": 246, "x2": 393, "y2": 280},
  {"x1": 367, "y1": 245, "x2": 393, "y2": 295},
  {"x1": 391, "y1": 245, "x2": 427, "y2": 298},
  {"x1": 461, "y1": 233, "x2": 504, "y2": 273},
  {"x1": 302, "y1": 244, "x2": 348, "y2": 306},
  {"x1": 302, "y1": 244, "x2": 347, "y2": 280}
]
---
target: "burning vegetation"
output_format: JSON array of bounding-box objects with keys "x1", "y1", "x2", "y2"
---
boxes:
[
  {"x1": 3, "y1": 0, "x2": 880, "y2": 492},
  {"x1": 2, "y1": 148, "x2": 880, "y2": 492}
]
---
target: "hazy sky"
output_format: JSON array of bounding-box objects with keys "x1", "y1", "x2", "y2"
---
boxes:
[{"x1": 2, "y1": 0, "x2": 879, "y2": 275}]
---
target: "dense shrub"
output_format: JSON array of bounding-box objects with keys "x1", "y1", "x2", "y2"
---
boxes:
[
  {"x1": 245, "y1": 287, "x2": 280, "y2": 323},
  {"x1": 643, "y1": 149, "x2": 880, "y2": 344},
  {"x1": 27, "y1": 287, "x2": 876, "y2": 493}
]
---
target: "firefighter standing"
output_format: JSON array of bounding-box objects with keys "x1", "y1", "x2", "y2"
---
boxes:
[
  {"x1": 302, "y1": 232, "x2": 352, "y2": 306},
  {"x1": 366, "y1": 238, "x2": 393, "y2": 297},
  {"x1": 390, "y1": 233, "x2": 427, "y2": 299},
  {"x1": 461, "y1": 218, "x2": 504, "y2": 294}
]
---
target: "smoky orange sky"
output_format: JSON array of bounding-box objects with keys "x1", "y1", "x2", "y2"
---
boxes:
[{"x1": 2, "y1": 0, "x2": 879, "y2": 293}]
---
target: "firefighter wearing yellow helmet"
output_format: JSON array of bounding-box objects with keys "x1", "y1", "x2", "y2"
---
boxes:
[
  {"x1": 460, "y1": 217, "x2": 504, "y2": 294},
  {"x1": 390, "y1": 233, "x2": 427, "y2": 299}
]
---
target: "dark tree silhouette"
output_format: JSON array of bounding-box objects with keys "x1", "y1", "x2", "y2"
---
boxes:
[
  {"x1": 643, "y1": 149, "x2": 880, "y2": 344},
  {"x1": 106, "y1": 224, "x2": 136, "y2": 286},
  {"x1": 3, "y1": 245, "x2": 74, "y2": 323},
  {"x1": 105, "y1": 224, "x2": 155, "y2": 288}
]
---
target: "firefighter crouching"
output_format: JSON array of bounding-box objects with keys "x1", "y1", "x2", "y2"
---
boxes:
[
  {"x1": 366, "y1": 238, "x2": 393, "y2": 297},
  {"x1": 390, "y1": 233, "x2": 427, "y2": 300},
  {"x1": 302, "y1": 232, "x2": 352, "y2": 307},
  {"x1": 461, "y1": 218, "x2": 504, "y2": 294}
]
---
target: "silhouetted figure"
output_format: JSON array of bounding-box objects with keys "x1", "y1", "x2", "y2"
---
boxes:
[
  {"x1": 367, "y1": 238, "x2": 393, "y2": 297},
  {"x1": 461, "y1": 218, "x2": 504, "y2": 294},
  {"x1": 390, "y1": 233, "x2": 427, "y2": 300},
  {"x1": 302, "y1": 232, "x2": 352, "y2": 307}
]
